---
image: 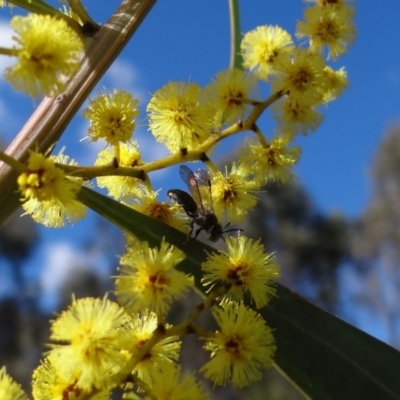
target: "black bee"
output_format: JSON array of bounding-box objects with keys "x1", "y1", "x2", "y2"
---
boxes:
[{"x1": 167, "y1": 165, "x2": 240, "y2": 242}]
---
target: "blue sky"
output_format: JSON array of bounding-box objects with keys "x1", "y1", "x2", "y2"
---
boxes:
[{"x1": 1, "y1": 1, "x2": 400, "y2": 339}]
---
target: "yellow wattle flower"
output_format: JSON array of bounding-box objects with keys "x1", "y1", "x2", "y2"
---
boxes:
[
  {"x1": 5, "y1": 13, "x2": 84, "y2": 98},
  {"x1": 18, "y1": 152, "x2": 86, "y2": 227}
]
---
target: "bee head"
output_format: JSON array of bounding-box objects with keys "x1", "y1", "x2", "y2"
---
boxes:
[
  {"x1": 210, "y1": 223, "x2": 244, "y2": 242},
  {"x1": 209, "y1": 223, "x2": 224, "y2": 242}
]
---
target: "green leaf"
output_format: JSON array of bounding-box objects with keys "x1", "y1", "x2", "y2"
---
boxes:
[
  {"x1": 264, "y1": 286, "x2": 400, "y2": 399},
  {"x1": 78, "y1": 186, "x2": 400, "y2": 399},
  {"x1": 8, "y1": 0, "x2": 72, "y2": 20},
  {"x1": 228, "y1": 0, "x2": 244, "y2": 70}
]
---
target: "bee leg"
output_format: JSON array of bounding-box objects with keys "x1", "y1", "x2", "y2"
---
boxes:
[
  {"x1": 183, "y1": 226, "x2": 205, "y2": 244},
  {"x1": 183, "y1": 220, "x2": 196, "y2": 244},
  {"x1": 192, "y1": 226, "x2": 205, "y2": 240},
  {"x1": 188, "y1": 220, "x2": 195, "y2": 237}
]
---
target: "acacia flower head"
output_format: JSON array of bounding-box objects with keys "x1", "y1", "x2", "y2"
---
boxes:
[
  {"x1": 83, "y1": 90, "x2": 140, "y2": 145},
  {"x1": 17, "y1": 152, "x2": 86, "y2": 227},
  {"x1": 321, "y1": 66, "x2": 348, "y2": 103},
  {"x1": 143, "y1": 366, "x2": 209, "y2": 400},
  {"x1": 271, "y1": 48, "x2": 328, "y2": 106},
  {"x1": 147, "y1": 81, "x2": 213, "y2": 153},
  {"x1": 200, "y1": 302, "x2": 276, "y2": 388},
  {"x1": 296, "y1": 4, "x2": 356, "y2": 61},
  {"x1": 49, "y1": 297, "x2": 132, "y2": 391},
  {"x1": 95, "y1": 142, "x2": 143, "y2": 200},
  {"x1": 32, "y1": 357, "x2": 110, "y2": 400},
  {"x1": 242, "y1": 136, "x2": 301, "y2": 184},
  {"x1": 129, "y1": 187, "x2": 189, "y2": 233},
  {"x1": 272, "y1": 97, "x2": 324, "y2": 135},
  {"x1": 0, "y1": 367, "x2": 28, "y2": 400},
  {"x1": 115, "y1": 239, "x2": 193, "y2": 316},
  {"x1": 241, "y1": 25, "x2": 294, "y2": 81},
  {"x1": 205, "y1": 68, "x2": 259, "y2": 127},
  {"x1": 5, "y1": 14, "x2": 83, "y2": 98},
  {"x1": 123, "y1": 311, "x2": 181, "y2": 385},
  {"x1": 202, "y1": 236, "x2": 280, "y2": 308},
  {"x1": 211, "y1": 163, "x2": 259, "y2": 224}
]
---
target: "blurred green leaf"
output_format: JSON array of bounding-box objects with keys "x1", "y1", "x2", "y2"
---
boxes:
[{"x1": 78, "y1": 186, "x2": 400, "y2": 399}]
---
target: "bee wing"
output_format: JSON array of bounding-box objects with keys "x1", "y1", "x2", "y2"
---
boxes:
[
  {"x1": 193, "y1": 169, "x2": 214, "y2": 213},
  {"x1": 179, "y1": 165, "x2": 214, "y2": 214}
]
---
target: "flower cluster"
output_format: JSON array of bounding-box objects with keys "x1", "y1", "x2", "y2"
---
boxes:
[
  {"x1": 23, "y1": 232, "x2": 280, "y2": 398},
  {"x1": 0, "y1": 0, "x2": 355, "y2": 399},
  {"x1": 10, "y1": 1, "x2": 354, "y2": 233}
]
